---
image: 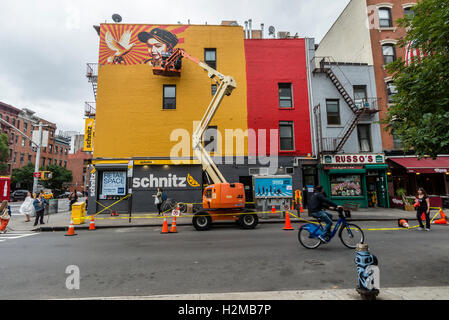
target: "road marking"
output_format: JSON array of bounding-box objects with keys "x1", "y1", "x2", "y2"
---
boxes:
[{"x1": 0, "y1": 232, "x2": 38, "y2": 243}]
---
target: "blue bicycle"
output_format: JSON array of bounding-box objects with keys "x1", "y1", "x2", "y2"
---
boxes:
[{"x1": 298, "y1": 209, "x2": 364, "y2": 249}]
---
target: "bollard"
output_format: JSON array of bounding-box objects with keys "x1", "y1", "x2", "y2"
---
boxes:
[{"x1": 355, "y1": 243, "x2": 380, "y2": 300}]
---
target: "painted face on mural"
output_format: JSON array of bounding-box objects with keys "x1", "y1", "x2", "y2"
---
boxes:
[{"x1": 138, "y1": 28, "x2": 179, "y2": 66}]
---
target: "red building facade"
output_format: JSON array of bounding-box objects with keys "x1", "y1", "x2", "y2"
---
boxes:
[{"x1": 244, "y1": 39, "x2": 312, "y2": 157}]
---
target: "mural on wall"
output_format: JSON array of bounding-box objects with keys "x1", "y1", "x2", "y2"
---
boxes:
[{"x1": 99, "y1": 24, "x2": 189, "y2": 65}]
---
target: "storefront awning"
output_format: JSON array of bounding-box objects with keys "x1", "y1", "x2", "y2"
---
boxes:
[{"x1": 388, "y1": 156, "x2": 449, "y2": 174}]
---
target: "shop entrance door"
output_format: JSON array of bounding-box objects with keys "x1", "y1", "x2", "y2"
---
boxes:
[
  {"x1": 376, "y1": 175, "x2": 388, "y2": 208},
  {"x1": 239, "y1": 176, "x2": 254, "y2": 207}
]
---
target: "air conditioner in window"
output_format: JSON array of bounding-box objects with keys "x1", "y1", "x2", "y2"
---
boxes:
[{"x1": 249, "y1": 167, "x2": 269, "y2": 176}]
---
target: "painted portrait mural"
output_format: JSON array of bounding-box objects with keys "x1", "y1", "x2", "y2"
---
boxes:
[{"x1": 99, "y1": 24, "x2": 189, "y2": 65}]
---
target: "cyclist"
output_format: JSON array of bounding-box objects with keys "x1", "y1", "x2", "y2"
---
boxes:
[{"x1": 309, "y1": 185, "x2": 342, "y2": 243}]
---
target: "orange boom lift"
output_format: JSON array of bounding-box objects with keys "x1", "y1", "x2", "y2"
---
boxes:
[{"x1": 152, "y1": 48, "x2": 258, "y2": 231}]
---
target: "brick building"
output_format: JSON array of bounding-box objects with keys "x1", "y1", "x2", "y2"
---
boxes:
[
  {"x1": 0, "y1": 101, "x2": 70, "y2": 184},
  {"x1": 67, "y1": 150, "x2": 92, "y2": 193}
]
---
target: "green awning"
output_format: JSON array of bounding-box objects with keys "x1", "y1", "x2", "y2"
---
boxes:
[
  {"x1": 328, "y1": 169, "x2": 366, "y2": 174},
  {"x1": 364, "y1": 164, "x2": 388, "y2": 170}
]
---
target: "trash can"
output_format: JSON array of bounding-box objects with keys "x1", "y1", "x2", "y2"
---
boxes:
[
  {"x1": 48, "y1": 199, "x2": 58, "y2": 214},
  {"x1": 71, "y1": 202, "x2": 86, "y2": 225}
]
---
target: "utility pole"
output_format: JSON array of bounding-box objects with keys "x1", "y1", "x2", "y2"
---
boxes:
[{"x1": 32, "y1": 121, "x2": 43, "y2": 195}]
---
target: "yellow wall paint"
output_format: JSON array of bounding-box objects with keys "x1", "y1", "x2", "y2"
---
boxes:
[{"x1": 94, "y1": 24, "x2": 248, "y2": 159}]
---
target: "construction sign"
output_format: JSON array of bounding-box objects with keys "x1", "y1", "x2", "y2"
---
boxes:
[{"x1": 84, "y1": 118, "x2": 95, "y2": 151}]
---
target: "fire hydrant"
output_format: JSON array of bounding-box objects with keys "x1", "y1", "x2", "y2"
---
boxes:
[{"x1": 355, "y1": 243, "x2": 380, "y2": 300}]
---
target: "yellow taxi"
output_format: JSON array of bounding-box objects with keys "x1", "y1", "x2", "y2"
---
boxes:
[{"x1": 42, "y1": 189, "x2": 54, "y2": 200}]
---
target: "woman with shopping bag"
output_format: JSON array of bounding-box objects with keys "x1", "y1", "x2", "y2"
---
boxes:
[
  {"x1": 20, "y1": 191, "x2": 35, "y2": 222},
  {"x1": 0, "y1": 200, "x2": 11, "y2": 234}
]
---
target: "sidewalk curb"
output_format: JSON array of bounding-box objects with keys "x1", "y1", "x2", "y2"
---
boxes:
[{"x1": 34, "y1": 217, "x2": 426, "y2": 232}]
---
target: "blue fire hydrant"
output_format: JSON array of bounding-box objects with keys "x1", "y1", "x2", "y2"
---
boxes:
[{"x1": 355, "y1": 243, "x2": 380, "y2": 300}]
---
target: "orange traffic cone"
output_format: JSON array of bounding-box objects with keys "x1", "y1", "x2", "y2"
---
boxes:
[
  {"x1": 271, "y1": 205, "x2": 276, "y2": 214},
  {"x1": 291, "y1": 203, "x2": 294, "y2": 210},
  {"x1": 433, "y1": 209, "x2": 448, "y2": 225},
  {"x1": 161, "y1": 214, "x2": 169, "y2": 234},
  {"x1": 65, "y1": 220, "x2": 77, "y2": 236},
  {"x1": 300, "y1": 203, "x2": 304, "y2": 213},
  {"x1": 421, "y1": 213, "x2": 426, "y2": 221},
  {"x1": 398, "y1": 219, "x2": 409, "y2": 228},
  {"x1": 170, "y1": 216, "x2": 178, "y2": 233},
  {"x1": 283, "y1": 212, "x2": 294, "y2": 231},
  {"x1": 176, "y1": 204, "x2": 181, "y2": 216},
  {"x1": 89, "y1": 215, "x2": 96, "y2": 230}
]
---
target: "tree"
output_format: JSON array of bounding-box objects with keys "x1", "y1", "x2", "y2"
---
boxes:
[
  {"x1": 11, "y1": 163, "x2": 35, "y2": 191},
  {"x1": 42, "y1": 164, "x2": 73, "y2": 193},
  {"x1": 384, "y1": 0, "x2": 449, "y2": 158},
  {"x1": 0, "y1": 133, "x2": 9, "y2": 175}
]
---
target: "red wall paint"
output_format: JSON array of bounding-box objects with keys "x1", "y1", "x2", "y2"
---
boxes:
[{"x1": 244, "y1": 39, "x2": 312, "y2": 156}]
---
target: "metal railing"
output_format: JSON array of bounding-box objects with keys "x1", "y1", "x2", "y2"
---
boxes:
[
  {"x1": 84, "y1": 102, "x2": 96, "y2": 117},
  {"x1": 86, "y1": 63, "x2": 98, "y2": 82},
  {"x1": 321, "y1": 137, "x2": 342, "y2": 153},
  {"x1": 354, "y1": 97, "x2": 379, "y2": 113}
]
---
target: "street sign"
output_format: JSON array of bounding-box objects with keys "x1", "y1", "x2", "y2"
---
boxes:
[
  {"x1": 33, "y1": 172, "x2": 41, "y2": 178},
  {"x1": 172, "y1": 209, "x2": 180, "y2": 216}
]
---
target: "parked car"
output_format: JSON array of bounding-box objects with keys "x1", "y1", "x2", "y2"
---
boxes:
[
  {"x1": 58, "y1": 191, "x2": 71, "y2": 199},
  {"x1": 10, "y1": 189, "x2": 29, "y2": 202}
]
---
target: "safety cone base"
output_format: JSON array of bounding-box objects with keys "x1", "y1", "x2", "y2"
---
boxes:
[{"x1": 64, "y1": 233, "x2": 78, "y2": 236}]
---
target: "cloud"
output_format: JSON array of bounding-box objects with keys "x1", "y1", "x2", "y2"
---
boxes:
[{"x1": 0, "y1": 0, "x2": 350, "y2": 133}]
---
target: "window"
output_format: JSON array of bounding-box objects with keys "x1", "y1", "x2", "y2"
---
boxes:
[
  {"x1": 21, "y1": 138, "x2": 25, "y2": 147},
  {"x1": 59, "y1": 160, "x2": 62, "y2": 166},
  {"x1": 386, "y1": 81, "x2": 398, "y2": 103},
  {"x1": 13, "y1": 152, "x2": 17, "y2": 163},
  {"x1": 278, "y1": 83, "x2": 293, "y2": 108},
  {"x1": 404, "y1": 7, "x2": 415, "y2": 20},
  {"x1": 378, "y1": 8, "x2": 393, "y2": 28},
  {"x1": 357, "y1": 124, "x2": 372, "y2": 152},
  {"x1": 20, "y1": 153, "x2": 24, "y2": 165},
  {"x1": 15, "y1": 135, "x2": 18, "y2": 145},
  {"x1": 12, "y1": 118, "x2": 15, "y2": 126},
  {"x1": 24, "y1": 122, "x2": 28, "y2": 132},
  {"x1": 211, "y1": 84, "x2": 217, "y2": 96},
  {"x1": 326, "y1": 100, "x2": 341, "y2": 125},
  {"x1": 382, "y1": 44, "x2": 396, "y2": 64},
  {"x1": 17, "y1": 120, "x2": 20, "y2": 129},
  {"x1": 28, "y1": 154, "x2": 32, "y2": 164},
  {"x1": 49, "y1": 144, "x2": 53, "y2": 153},
  {"x1": 55, "y1": 146, "x2": 58, "y2": 154},
  {"x1": 65, "y1": 148, "x2": 68, "y2": 155},
  {"x1": 64, "y1": 161, "x2": 67, "y2": 168},
  {"x1": 353, "y1": 85, "x2": 367, "y2": 108},
  {"x1": 163, "y1": 85, "x2": 176, "y2": 109},
  {"x1": 330, "y1": 175, "x2": 363, "y2": 197},
  {"x1": 48, "y1": 158, "x2": 51, "y2": 165},
  {"x1": 279, "y1": 121, "x2": 294, "y2": 151},
  {"x1": 204, "y1": 49, "x2": 216, "y2": 69},
  {"x1": 203, "y1": 126, "x2": 218, "y2": 152},
  {"x1": 42, "y1": 157, "x2": 45, "y2": 166}
]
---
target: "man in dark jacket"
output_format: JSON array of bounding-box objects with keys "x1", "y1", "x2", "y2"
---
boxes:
[
  {"x1": 33, "y1": 192, "x2": 48, "y2": 226},
  {"x1": 309, "y1": 185, "x2": 342, "y2": 242}
]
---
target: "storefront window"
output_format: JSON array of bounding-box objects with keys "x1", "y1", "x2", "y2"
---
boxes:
[
  {"x1": 330, "y1": 175, "x2": 363, "y2": 197},
  {"x1": 100, "y1": 171, "x2": 127, "y2": 199}
]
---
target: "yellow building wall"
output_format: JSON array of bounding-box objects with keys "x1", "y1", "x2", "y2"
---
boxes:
[{"x1": 94, "y1": 24, "x2": 248, "y2": 159}]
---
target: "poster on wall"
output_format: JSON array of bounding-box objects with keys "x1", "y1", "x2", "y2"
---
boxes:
[
  {"x1": 99, "y1": 24, "x2": 189, "y2": 66},
  {"x1": 254, "y1": 176, "x2": 292, "y2": 198},
  {"x1": 100, "y1": 171, "x2": 126, "y2": 199}
]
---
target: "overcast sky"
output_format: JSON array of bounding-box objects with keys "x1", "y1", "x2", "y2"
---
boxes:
[{"x1": 0, "y1": 0, "x2": 349, "y2": 133}]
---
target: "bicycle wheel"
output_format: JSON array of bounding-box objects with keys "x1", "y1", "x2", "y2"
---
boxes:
[
  {"x1": 339, "y1": 223, "x2": 364, "y2": 249},
  {"x1": 298, "y1": 226, "x2": 321, "y2": 249}
]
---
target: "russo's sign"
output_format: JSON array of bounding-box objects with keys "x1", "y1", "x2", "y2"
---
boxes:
[{"x1": 322, "y1": 154, "x2": 384, "y2": 165}]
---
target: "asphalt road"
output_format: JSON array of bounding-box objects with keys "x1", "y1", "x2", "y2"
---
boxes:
[{"x1": 1, "y1": 222, "x2": 448, "y2": 299}]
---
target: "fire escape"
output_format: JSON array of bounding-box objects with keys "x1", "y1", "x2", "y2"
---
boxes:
[
  {"x1": 85, "y1": 63, "x2": 98, "y2": 118},
  {"x1": 313, "y1": 57, "x2": 379, "y2": 153}
]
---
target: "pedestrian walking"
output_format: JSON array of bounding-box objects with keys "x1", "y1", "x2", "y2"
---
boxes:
[
  {"x1": 0, "y1": 200, "x2": 11, "y2": 233},
  {"x1": 415, "y1": 187, "x2": 431, "y2": 231},
  {"x1": 20, "y1": 191, "x2": 35, "y2": 222},
  {"x1": 68, "y1": 189, "x2": 78, "y2": 211},
  {"x1": 152, "y1": 187, "x2": 163, "y2": 216},
  {"x1": 33, "y1": 192, "x2": 47, "y2": 226}
]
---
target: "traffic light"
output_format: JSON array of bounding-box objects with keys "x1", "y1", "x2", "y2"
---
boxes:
[{"x1": 41, "y1": 171, "x2": 53, "y2": 180}]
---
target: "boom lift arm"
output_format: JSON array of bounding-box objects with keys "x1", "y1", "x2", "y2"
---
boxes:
[{"x1": 155, "y1": 48, "x2": 237, "y2": 184}]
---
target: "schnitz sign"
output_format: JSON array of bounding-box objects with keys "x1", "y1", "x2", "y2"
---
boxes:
[{"x1": 322, "y1": 154, "x2": 385, "y2": 165}]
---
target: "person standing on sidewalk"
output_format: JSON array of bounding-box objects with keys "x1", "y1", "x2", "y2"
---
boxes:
[
  {"x1": 20, "y1": 191, "x2": 34, "y2": 222},
  {"x1": 0, "y1": 200, "x2": 11, "y2": 233},
  {"x1": 152, "y1": 187, "x2": 163, "y2": 216},
  {"x1": 33, "y1": 192, "x2": 47, "y2": 226},
  {"x1": 415, "y1": 187, "x2": 431, "y2": 231},
  {"x1": 68, "y1": 189, "x2": 78, "y2": 212}
]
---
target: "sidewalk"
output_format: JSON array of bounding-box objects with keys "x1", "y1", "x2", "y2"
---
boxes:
[{"x1": 7, "y1": 206, "x2": 438, "y2": 232}]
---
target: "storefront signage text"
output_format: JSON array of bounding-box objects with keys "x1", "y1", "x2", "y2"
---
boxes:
[{"x1": 323, "y1": 154, "x2": 384, "y2": 165}]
